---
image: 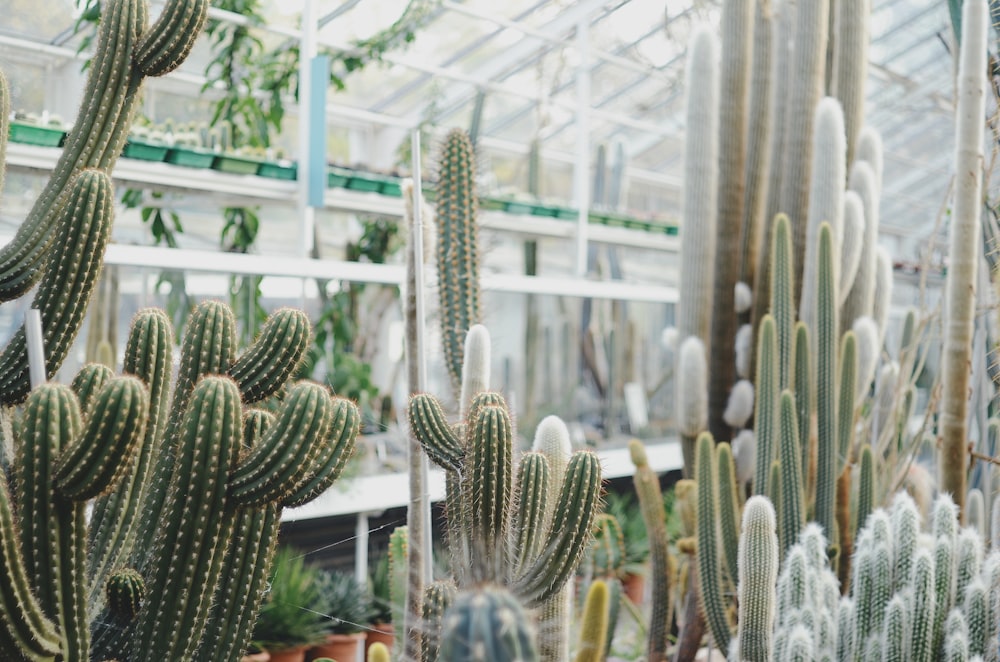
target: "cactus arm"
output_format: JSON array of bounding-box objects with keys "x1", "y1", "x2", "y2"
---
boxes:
[
  {"x1": 0, "y1": 170, "x2": 114, "y2": 405},
  {"x1": 88, "y1": 309, "x2": 172, "y2": 605},
  {"x1": 629, "y1": 440, "x2": 671, "y2": 662},
  {"x1": 514, "y1": 451, "x2": 602, "y2": 608},
  {"x1": 769, "y1": 213, "x2": 796, "y2": 389},
  {"x1": 841, "y1": 161, "x2": 880, "y2": 331},
  {"x1": 791, "y1": 322, "x2": 813, "y2": 496},
  {"x1": 436, "y1": 129, "x2": 482, "y2": 395},
  {"x1": 831, "y1": 0, "x2": 870, "y2": 165},
  {"x1": 278, "y1": 398, "x2": 359, "y2": 508},
  {"x1": 754, "y1": 315, "x2": 778, "y2": 494},
  {"x1": 133, "y1": 376, "x2": 242, "y2": 659},
  {"x1": 736, "y1": 496, "x2": 779, "y2": 662},
  {"x1": 814, "y1": 223, "x2": 839, "y2": 548},
  {"x1": 574, "y1": 580, "x2": 610, "y2": 662},
  {"x1": 388, "y1": 526, "x2": 408, "y2": 651},
  {"x1": 716, "y1": 442, "x2": 741, "y2": 587},
  {"x1": 227, "y1": 382, "x2": 335, "y2": 506},
  {"x1": 0, "y1": 468, "x2": 61, "y2": 661},
  {"x1": 228, "y1": 308, "x2": 311, "y2": 404},
  {"x1": 512, "y1": 453, "x2": 550, "y2": 570},
  {"x1": 408, "y1": 393, "x2": 464, "y2": 471},
  {"x1": 70, "y1": 363, "x2": 114, "y2": 412},
  {"x1": 54, "y1": 376, "x2": 148, "y2": 501},
  {"x1": 941, "y1": 0, "x2": 988, "y2": 519},
  {"x1": 459, "y1": 324, "x2": 491, "y2": 418},
  {"x1": 909, "y1": 549, "x2": 936, "y2": 662},
  {"x1": 133, "y1": 0, "x2": 209, "y2": 76},
  {"x1": 778, "y1": 390, "x2": 806, "y2": 555},
  {"x1": 694, "y1": 433, "x2": 732, "y2": 655},
  {"x1": 465, "y1": 402, "x2": 514, "y2": 583},
  {"x1": 15, "y1": 385, "x2": 88, "y2": 661},
  {"x1": 837, "y1": 331, "x2": 857, "y2": 474}
]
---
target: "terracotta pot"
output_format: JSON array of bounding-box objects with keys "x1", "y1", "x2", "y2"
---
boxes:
[
  {"x1": 308, "y1": 632, "x2": 367, "y2": 661},
  {"x1": 241, "y1": 651, "x2": 270, "y2": 662},
  {"x1": 623, "y1": 572, "x2": 646, "y2": 604},
  {"x1": 364, "y1": 623, "x2": 394, "y2": 657},
  {"x1": 267, "y1": 646, "x2": 308, "y2": 662}
]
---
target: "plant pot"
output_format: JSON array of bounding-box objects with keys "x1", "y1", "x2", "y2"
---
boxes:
[
  {"x1": 267, "y1": 646, "x2": 308, "y2": 662},
  {"x1": 623, "y1": 572, "x2": 645, "y2": 604},
  {"x1": 327, "y1": 167, "x2": 351, "y2": 188},
  {"x1": 364, "y1": 623, "x2": 393, "y2": 657},
  {"x1": 258, "y1": 161, "x2": 298, "y2": 180},
  {"x1": 308, "y1": 632, "x2": 366, "y2": 661},
  {"x1": 241, "y1": 650, "x2": 271, "y2": 662}
]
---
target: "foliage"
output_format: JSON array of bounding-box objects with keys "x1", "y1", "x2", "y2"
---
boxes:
[
  {"x1": 314, "y1": 568, "x2": 372, "y2": 635},
  {"x1": 603, "y1": 490, "x2": 651, "y2": 575},
  {"x1": 368, "y1": 553, "x2": 393, "y2": 624},
  {"x1": 251, "y1": 548, "x2": 333, "y2": 651}
]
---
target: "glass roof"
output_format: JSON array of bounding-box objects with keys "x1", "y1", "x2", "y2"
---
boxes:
[{"x1": 0, "y1": 0, "x2": 968, "y2": 258}]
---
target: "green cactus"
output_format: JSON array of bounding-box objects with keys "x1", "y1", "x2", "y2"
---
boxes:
[
  {"x1": 855, "y1": 443, "x2": 875, "y2": 538},
  {"x1": 695, "y1": 432, "x2": 732, "y2": 656},
  {"x1": 778, "y1": 390, "x2": 806, "y2": 555},
  {"x1": 438, "y1": 586, "x2": 538, "y2": 662},
  {"x1": 388, "y1": 525, "x2": 409, "y2": 651},
  {"x1": 629, "y1": 439, "x2": 672, "y2": 662},
  {"x1": 574, "y1": 580, "x2": 610, "y2": 662},
  {"x1": 421, "y1": 579, "x2": 455, "y2": 662},
  {"x1": 717, "y1": 442, "x2": 742, "y2": 587},
  {"x1": 410, "y1": 370, "x2": 601, "y2": 614},
  {"x1": 814, "y1": 223, "x2": 840, "y2": 554},
  {"x1": 791, "y1": 322, "x2": 812, "y2": 490},
  {"x1": 736, "y1": 496, "x2": 779, "y2": 662},
  {"x1": 435, "y1": 129, "x2": 482, "y2": 396},
  {"x1": 368, "y1": 642, "x2": 391, "y2": 662},
  {"x1": 755, "y1": 315, "x2": 778, "y2": 495},
  {"x1": 105, "y1": 568, "x2": 145, "y2": 623}
]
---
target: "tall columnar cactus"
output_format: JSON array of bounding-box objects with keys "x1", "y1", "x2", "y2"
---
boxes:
[
  {"x1": 777, "y1": 390, "x2": 805, "y2": 555},
  {"x1": 778, "y1": 0, "x2": 829, "y2": 301},
  {"x1": 695, "y1": 432, "x2": 732, "y2": 656},
  {"x1": 814, "y1": 223, "x2": 840, "y2": 552},
  {"x1": 629, "y1": 440, "x2": 672, "y2": 662},
  {"x1": 435, "y1": 128, "x2": 482, "y2": 396},
  {"x1": 678, "y1": 25, "x2": 720, "y2": 466},
  {"x1": 421, "y1": 579, "x2": 456, "y2": 662},
  {"x1": 708, "y1": 0, "x2": 754, "y2": 441},
  {"x1": 940, "y1": 0, "x2": 988, "y2": 522},
  {"x1": 840, "y1": 161, "x2": 879, "y2": 333},
  {"x1": 735, "y1": 496, "x2": 779, "y2": 662},
  {"x1": 573, "y1": 580, "x2": 610, "y2": 662},
  {"x1": 830, "y1": 0, "x2": 870, "y2": 165},
  {"x1": 677, "y1": 336, "x2": 709, "y2": 474}
]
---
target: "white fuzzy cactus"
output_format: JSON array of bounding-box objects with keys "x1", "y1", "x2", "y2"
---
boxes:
[
  {"x1": 677, "y1": 336, "x2": 709, "y2": 437},
  {"x1": 724, "y1": 379, "x2": 755, "y2": 429}
]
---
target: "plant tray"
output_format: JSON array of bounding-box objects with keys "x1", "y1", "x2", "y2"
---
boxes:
[
  {"x1": 258, "y1": 161, "x2": 298, "y2": 180},
  {"x1": 345, "y1": 176, "x2": 383, "y2": 193},
  {"x1": 165, "y1": 147, "x2": 216, "y2": 169},
  {"x1": 9, "y1": 123, "x2": 65, "y2": 147},
  {"x1": 380, "y1": 179, "x2": 402, "y2": 197},
  {"x1": 327, "y1": 168, "x2": 352, "y2": 188},
  {"x1": 213, "y1": 155, "x2": 262, "y2": 175},
  {"x1": 553, "y1": 206, "x2": 577, "y2": 220},
  {"x1": 123, "y1": 140, "x2": 169, "y2": 162},
  {"x1": 480, "y1": 196, "x2": 505, "y2": 211},
  {"x1": 504, "y1": 201, "x2": 534, "y2": 215}
]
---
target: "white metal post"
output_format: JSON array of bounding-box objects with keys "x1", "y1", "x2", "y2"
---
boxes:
[
  {"x1": 574, "y1": 18, "x2": 591, "y2": 277},
  {"x1": 410, "y1": 129, "x2": 434, "y2": 581},
  {"x1": 25, "y1": 309, "x2": 45, "y2": 389},
  {"x1": 298, "y1": 0, "x2": 318, "y2": 259},
  {"x1": 354, "y1": 511, "x2": 369, "y2": 662}
]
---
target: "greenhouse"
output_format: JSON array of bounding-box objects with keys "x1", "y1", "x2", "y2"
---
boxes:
[{"x1": 0, "y1": 0, "x2": 997, "y2": 660}]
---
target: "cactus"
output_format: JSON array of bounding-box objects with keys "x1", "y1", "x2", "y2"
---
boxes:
[
  {"x1": 438, "y1": 586, "x2": 539, "y2": 662},
  {"x1": 840, "y1": 161, "x2": 880, "y2": 332},
  {"x1": 388, "y1": 525, "x2": 409, "y2": 652},
  {"x1": 409, "y1": 329, "x2": 602, "y2": 615},
  {"x1": 629, "y1": 440, "x2": 671, "y2": 662},
  {"x1": 368, "y1": 642, "x2": 391, "y2": 662},
  {"x1": 677, "y1": 336, "x2": 709, "y2": 474},
  {"x1": 421, "y1": 579, "x2": 456, "y2": 662},
  {"x1": 814, "y1": 223, "x2": 840, "y2": 551},
  {"x1": 736, "y1": 496, "x2": 779, "y2": 662},
  {"x1": 695, "y1": 432, "x2": 732, "y2": 655},
  {"x1": 573, "y1": 580, "x2": 610, "y2": 662},
  {"x1": 777, "y1": 390, "x2": 806, "y2": 555},
  {"x1": 754, "y1": 314, "x2": 779, "y2": 496},
  {"x1": 435, "y1": 129, "x2": 482, "y2": 396}
]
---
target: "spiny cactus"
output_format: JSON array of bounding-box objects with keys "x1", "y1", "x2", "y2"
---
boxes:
[
  {"x1": 409, "y1": 330, "x2": 601, "y2": 615},
  {"x1": 735, "y1": 496, "x2": 779, "y2": 662},
  {"x1": 435, "y1": 128, "x2": 482, "y2": 396},
  {"x1": 439, "y1": 586, "x2": 539, "y2": 662},
  {"x1": 695, "y1": 432, "x2": 732, "y2": 655},
  {"x1": 574, "y1": 580, "x2": 610, "y2": 662},
  {"x1": 421, "y1": 579, "x2": 456, "y2": 662}
]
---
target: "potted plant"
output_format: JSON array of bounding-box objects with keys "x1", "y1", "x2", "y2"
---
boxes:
[
  {"x1": 604, "y1": 491, "x2": 651, "y2": 603},
  {"x1": 251, "y1": 548, "x2": 332, "y2": 662},
  {"x1": 307, "y1": 569, "x2": 371, "y2": 662},
  {"x1": 365, "y1": 554, "x2": 394, "y2": 656}
]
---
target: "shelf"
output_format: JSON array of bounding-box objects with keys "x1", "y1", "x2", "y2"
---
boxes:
[
  {"x1": 282, "y1": 437, "x2": 682, "y2": 521},
  {"x1": 4, "y1": 141, "x2": 680, "y2": 251}
]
